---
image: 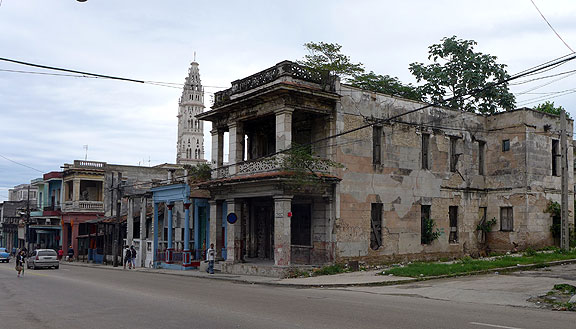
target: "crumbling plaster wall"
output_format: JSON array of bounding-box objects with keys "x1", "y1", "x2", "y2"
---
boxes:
[{"x1": 332, "y1": 86, "x2": 573, "y2": 262}]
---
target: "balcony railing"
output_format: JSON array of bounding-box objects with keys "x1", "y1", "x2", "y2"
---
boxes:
[
  {"x1": 62, "y1": 201, "x2": 104, "y2": 213},
  {"x1": 213, "y1": 61, "x2": 333, "y2": 106},
  {"x1": 214, "y1": 155, "x2": 331, "y2": 179}
]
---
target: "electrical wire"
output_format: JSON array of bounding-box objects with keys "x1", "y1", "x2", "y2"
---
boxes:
[
  {"x1": 0, "y1": 154, "x2": 44, "y2": 173},
  {"x1": 530, "y1": 0, "x2": 575, "y2": 53}
]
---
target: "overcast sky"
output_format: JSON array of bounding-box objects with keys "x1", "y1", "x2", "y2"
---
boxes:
[{"x1": 1, "y1": 0, "x2": 576, "y2": 201}]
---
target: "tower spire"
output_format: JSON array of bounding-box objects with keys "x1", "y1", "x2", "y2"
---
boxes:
[{"x1": 176, "y1": 60, "x2": 206, "y2": 165}]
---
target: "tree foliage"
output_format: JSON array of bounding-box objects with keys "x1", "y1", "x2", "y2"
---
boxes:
[
  {"x1": 534, "y1": 101, "x2": 570, "y2": 118},
  {"x1": 183, "y1": 163, "x2": 212, "y2": 182},
  {"x1": 349, "y1": 71, "x2": 422, "y2": 101},
  {"x1": 298, "y1": 42, "x2": 364, "y2": 80},
  {"x1": 409, "y1": 36, "x2": 516, "y2": 114}
]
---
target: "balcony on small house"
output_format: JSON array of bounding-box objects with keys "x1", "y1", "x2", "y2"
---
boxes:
[{"x1": 62, "y1": 200, "x2": 104, "y2": 213}]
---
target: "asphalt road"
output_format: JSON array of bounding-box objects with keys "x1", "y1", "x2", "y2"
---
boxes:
[{"x1": 0, "y1": 261, "x2": 574, "y2": 329}]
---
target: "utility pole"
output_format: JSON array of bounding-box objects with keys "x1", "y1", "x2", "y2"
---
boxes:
[
  {"x1": 26, "y1": 184, "x2": 30, "y2": 252},
  {"x1": 112, "y1": 172, "x2": 123, "y2": 267},
  {"x1": 560, "y1": 110, "x2": 570, "y2": 250}
]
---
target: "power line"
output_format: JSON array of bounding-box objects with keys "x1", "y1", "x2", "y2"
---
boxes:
[
  {"x1": 0, "y1": 154, "x2": 44, "y2": 173},
  {"x1": 530, "y1": 0, "x2": 575, "y2": 53},
  {"x1": 0, "y1": 58, "x2": 228, "y2": 90}
]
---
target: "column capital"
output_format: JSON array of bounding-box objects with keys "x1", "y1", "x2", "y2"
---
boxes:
[
  {"x1": 274, "y1": 107, "x2": 294, "y2": 115},
  {"x1": 273, "y1": 195, "x2": 293, "y2": 201},
  {"x1": 167, "y1": 204, "x2": 174, "y2": 210},
  {"x1": 183, "y1": 203, "x2": 191, "y2": 210}
]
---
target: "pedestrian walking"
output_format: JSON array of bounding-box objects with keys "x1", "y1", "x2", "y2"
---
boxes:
[
  {"x1": 124, "y1": 247, "x2": 132, "y2": 269},
  {"x1": 67, "y1": 246, "x2": 74, "y2": 261},
  {"x1": 15, "y1": 250, "x2": 25, "y2": 277},
  {"x1": 130, "y1": 246, "x2": 137, "y2": 269},
  {"x1": 57, "y1": 248, "x2": 63, "y2": 261},
  {"x1": 206, "y1": 243, "x2": 215, "y2": 274}
]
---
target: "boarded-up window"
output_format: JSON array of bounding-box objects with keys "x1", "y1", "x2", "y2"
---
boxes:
[
  {"x1": 500, "y1": 207, "x2": 513, "y2": 232},
  {"x1": 370, "y1": 203, "x2": 383, "y2": 250},
  {"x1": 422, "y1": 134, "x2": 430, "y2": 170},
  {"x1": 478, "y1": 141, "x2": 485, "y2": 175},
  {"x1": 421, "y1": 205, "x2": 431, "y2": 244},
  {"x1": 449, "y1": 206, "x2": 458, "y2": 243},
  {"x1": 552, "y1": 139, "x2": 559, "y2": 176},
  {"x1": 450, "y1": 137, "x2": 458, "y2": 172},
  {"x1": 291, "y1": 204, "x2": 311, "y2": 246},
  {"x1": 373, "y1": 126, "x2": 382, "y2": 165}
]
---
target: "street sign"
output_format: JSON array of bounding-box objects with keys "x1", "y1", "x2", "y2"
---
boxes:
[{"x1": 227, "y1": 212, "x2": 238, "y2": 224}]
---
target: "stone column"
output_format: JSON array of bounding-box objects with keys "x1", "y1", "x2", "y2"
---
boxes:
[
  {"x1": 71, "y1": 222, "x2": 79, "y2": 259},
  {"x1": 139, "y1": 196, "x2": 146, "y2": 267},
  {"x1": 182, "y1": 202, "x2": 192, "y2": 267},
  {"x1": 193, "y1": 200, "x2": 200, "y2": 260},
  {"x1": 166, "y1": 203, "x2": 174, "y2": 263},
  {"x1": 126, "y1": 197, "x2": 134, "y2": 247},
  {"x1": 228, "y1": 122, "x2": 244, "y2": 175},
  {"x1": 211, "y1": 129, "x2": 224, "y2": 167},
  {"x1": 226, "y1": 199, "x2": 242, "y2": 262},
  {"x1": 152, "y1": 202, "x2": 159, "y2": 266},
  {"x1": 275, "y1": 108, "x2": 293, "y2": 152},
  {"x1": 72, "y1": 179, "x2": 80, "y2": 202},
  {"x1": 61, "y1": 222, "x2": 69, "y2": 257},
  {"x1": 209, "y1": 201, "x2": 223, "y2": 259},
  {"x1": 274, "y1": 196, "x2": 293, "y2": 266}
]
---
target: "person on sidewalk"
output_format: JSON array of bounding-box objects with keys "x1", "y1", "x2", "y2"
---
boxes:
[
  {"x1": 130, "y1": 246, "x2": 137, "y2": 269},
  {"x1": 206, "y1": 243, "x2": 215, "y2": 274},
  {"x1": 15, "y1": 250, "x2": 25, "y2": 277},
  {"x1": 67, "y1": 246, "x2": 74, "y2": 262},
  {"x1": 124, "y1": 246, "x2": 132, "y2": 269},
  {"x1": 57, "y1": 248, "x2": 63, "y2": 261}
]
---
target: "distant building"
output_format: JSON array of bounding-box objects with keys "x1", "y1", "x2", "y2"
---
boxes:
[
  {"x1": 8, "y1": 183, "x2": 37, "y2": 203},
  {"x1": 176, "y1": 61, "x2": 206, "y2": 165}
]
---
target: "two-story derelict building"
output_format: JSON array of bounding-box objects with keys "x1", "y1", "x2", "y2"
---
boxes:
[{"x1": 197, "y1": 60, "x2": 574, "y2": 275}]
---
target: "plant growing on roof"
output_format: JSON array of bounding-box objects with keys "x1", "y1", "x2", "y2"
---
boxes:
[{"x1": 277, "y1": 144, "x2": 342, "y2": 189}]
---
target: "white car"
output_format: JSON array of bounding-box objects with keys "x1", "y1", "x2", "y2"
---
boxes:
[{"x1": 27, "y1": 249, "x2": 59, "y2": 269}]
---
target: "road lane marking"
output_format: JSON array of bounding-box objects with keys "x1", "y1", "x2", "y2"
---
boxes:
[{"x1": 470, "y1": 322, "x2": 524, "y2": 329}]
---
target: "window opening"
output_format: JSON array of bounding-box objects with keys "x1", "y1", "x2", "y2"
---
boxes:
[
  {"x1": 450, "y1": 137, "x2": 458, "y2": 172},
  {"x1": 502, "y1": 139, "x2": 510, "y2": 152},
  {"x1": 370, "y1": 203, "x2": 383, "y2": 250},
  {"x1": 422, "y1": 134, "x2": 430, "y2": 170},
  {"x1": 373, "y1": 126, "x2": 382, "y2": 165},
  {"x1": 421, "y1": 205, "x2": 431, "y2": 244},
  {"x1": 552, "y1": 139, "x2": 559, "y2": 176},
  {"x1": 449, "y1": 206, "x2": 458, "y2": 243},
  {"x1": 478, "y1": 141, "x2": 485, "y2": 175},
  {"x1": 500, "y1": 207, "x2": 513, "y2": 231}
]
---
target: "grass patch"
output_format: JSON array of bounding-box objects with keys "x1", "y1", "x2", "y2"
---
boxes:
[
  {"x1": 313, "y1": 264, "x2": 346, "y2": 276},
  {"x1": 382, "y1": 249, "x2": 576, "y2": 278}
]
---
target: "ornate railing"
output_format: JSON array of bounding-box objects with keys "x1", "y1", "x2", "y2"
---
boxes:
[
  {"x1": 73, "y1": 160, "x2": 106, "y2": 168},
  {"x1": 216, "y1": 166, "x2": 230, "y2": 179},
  {"x1": 213, "y1": 61, "x2": 333, "y2": 106},
  {"x1": 237, "y1": 157, "x2": 279, "y2": 175},
  {"x1": 62, "y1": 201, "x2": 104, "y2": 212},
  {"x1": 213, "y1": 155, "x2": 331, "y2": 179}
]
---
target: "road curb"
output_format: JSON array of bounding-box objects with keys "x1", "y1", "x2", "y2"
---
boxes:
[{"x1": 59, "y1": 258, "x2": 576, "y2": 288}]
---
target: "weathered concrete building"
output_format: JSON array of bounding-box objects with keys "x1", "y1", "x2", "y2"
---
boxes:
[{"x1": 197, "y1": 60, "x2": 573, "y2": 273}]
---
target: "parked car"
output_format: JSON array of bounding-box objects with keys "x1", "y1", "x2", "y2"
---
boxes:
[
  {"x1": 0, "y1": 248, "x2": 10, "y2": 263},
  {"x1": 27, "y1": 249, "x2": 59, "y2": 269}
]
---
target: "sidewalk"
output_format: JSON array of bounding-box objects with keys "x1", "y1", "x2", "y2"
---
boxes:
[{"x1": 60, "y1": 261, "x2": 416, "y2": 287}]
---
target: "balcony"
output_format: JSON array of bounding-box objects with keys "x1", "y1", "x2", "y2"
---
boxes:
[
  {"x1": 213, "y1": 61, "x2": 333, "y2": 106},
  {"x1": 214, "y1": 155, "x2": 331, "y2": 179},
  {"x1": 62, "y1": 201, "x2": 104, "y2": 213}
]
